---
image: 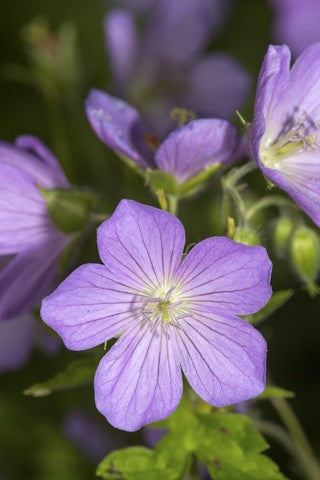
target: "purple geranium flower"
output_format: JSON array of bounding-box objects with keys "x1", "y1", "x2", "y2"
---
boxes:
[
  {"x1": 250, "y1": 43, "x2": 320, "y2": 227},
  {"x1": 85, "y1": 89, "x2": 244, "y2": 184},
  {"x1": 41, "y1": 200, "x2": 272, "y2": 431},
  {"x1": 104, "y1": 0, "x2": 250, "y2": 134},
  {"x1": 270, "y1": 0, "x2": 320, "y2": 57},
  {"x1": 0, "y1": 135, "x2": 70, "y2": 319}
]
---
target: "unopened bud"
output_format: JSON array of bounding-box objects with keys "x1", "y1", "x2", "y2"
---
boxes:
[
  {"x1": 273, "y1": 217, "x2": 294, "y2": 258},
  {"x1": 39, "y1": 186, "x2": 95, "y2": 234},
  {"x1": 290, "y1": 226, "x2": 320, "y2": 296},
  {"x1": 234, "y1": 227, "x2": 260, "y2": 246},
  {"x1": 22, "y1": 18, "x2": 82, "y2": 96}
]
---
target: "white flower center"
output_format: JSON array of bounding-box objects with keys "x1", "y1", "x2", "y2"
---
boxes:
[
  {"x1": 260, "y1": 112, "x2": 320, "y2": 169},
  {"x1": 140, "y1": 286, "x2": 189, "y2": 336}
]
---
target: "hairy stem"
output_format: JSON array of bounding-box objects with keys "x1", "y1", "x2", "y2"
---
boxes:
[
  {"x1": 271, "y1": 398, "x2": 320, "y2": 480},
  {"x1": 246, "y1": 195, "x2": 297, "y2": 221}
]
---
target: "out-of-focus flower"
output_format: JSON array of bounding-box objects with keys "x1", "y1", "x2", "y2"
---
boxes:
[
  {"x1": 0, "y1": 135, "x2": 71, "y2": 320},
  {"x1": 85, "y1": 89, "x2": 244, "y2": 185},
  {"x1": 270, "y1": 0, "x2": 320, "y2": 57},
  {"x1": 41, "y1": 199, "x2": 272, "y2": 431},
  {"x1": 62, "y1": 411, "x2": 123, "y2": 462},
  {"x1": 104, "y1": 0, "x2": 250, "y2": 134},
  {"x1": 0, "y1": 314, "x2": 35, "y2": 374},
  {"x1": 143, "y1": 427, "x2": 167, "y2": 448},
  {"x1": 250, "y1": 43, "x2": 320, "y2": 227},
  {"x1": 0, "y1": 312, "x2": 60, "y2": 374}
]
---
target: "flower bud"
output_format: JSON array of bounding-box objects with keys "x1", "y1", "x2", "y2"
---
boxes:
[
  {"x1": 234, "y1": 227, "x2": 260, "y2": 246},
  {"x1": 273, "y1": 217, "x2": 294, "y2": 258},
  {"x1": 290, "y1": 226, "x2": 320, "y2": 296},
  {"x1": 39, "y1": 186, "x2": 95, "y2": 234},
  {"x1": 22, "y1": 18, "x2": 82, "y2": 96}
]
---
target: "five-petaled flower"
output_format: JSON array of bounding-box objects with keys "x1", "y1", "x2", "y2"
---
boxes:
[
  {"x1": 0, "y1": 135, "x2": 71, "y2": 319},
  {"x1": 85, "y1": 89, "x2": 244, "y2": 185},
  {"x1": 250, "y1": 43, "x2": 320, "y2": 227},
  {"x1": 41, "y1": 199, "x2": 272, "y2": 431}
]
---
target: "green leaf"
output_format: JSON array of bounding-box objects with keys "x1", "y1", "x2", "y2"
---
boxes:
[
  {"x1": 154, "y1": 431, "x2": 192, "y2": 480},
  {"x1": 258, "y1": 386, "x2": 295, "y2": 400},
  {"x1": 195, "y1": 413, "x2": 288, "y2": 480},
  {"x1": 145, "y1": 169, "x2": 179, "y2": 195},
  {"x1": 244, "y1": 289, "x2": 294, "y2": 325},
  {"x1": 23, "y1": 356, "x2": 98, "y2": 397},
  {"x1": 98, "y1": 398, "x2": 288, "y2": 480},
  {"x1": 96, "y1": 447, "x2": 175, "y2": 480}
]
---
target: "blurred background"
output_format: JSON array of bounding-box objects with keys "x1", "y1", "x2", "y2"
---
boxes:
[{"x1": 0, "y1": 1, "x2": 319, "y2": 479}]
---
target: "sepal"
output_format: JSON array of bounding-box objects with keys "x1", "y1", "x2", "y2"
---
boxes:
[{"x1": 39, "y1": 185, "x2": 96, "y2": 233}]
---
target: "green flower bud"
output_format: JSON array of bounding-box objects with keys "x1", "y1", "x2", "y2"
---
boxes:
[
  {"x1": 290, "y1": 226, "x2": 320, "y2": 296},
  {"x1": 273, "y1": 217, "x2": 294, "y2": 258},
  {"x1": 39, "y1": 186, "x2": 96, "y2": 234},
  {"x1": 234, "y1": 227, "x2": 260, "y2": 246},
  {"x1": 22, "y1": 18, "x2": 82, "y2": 96}
]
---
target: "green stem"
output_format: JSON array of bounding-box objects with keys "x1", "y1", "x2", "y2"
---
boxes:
[
  {"x1": 254, "y1": 419, "x2": 296, "y2": 456},
  {"x1": 271, "y1": 398, "x2": 320, "y2": 480},
  {"x1": 246, "y1": 195, "x2": 297, "y2": 221},
  {"x1": 221, "y1": 161, "x2": 256, "y2": 230},
  {"x1": 226, "y1": 160, "x2": 256, "y2": 187},
  {"x1": 220, "y1": 191, "x2": 231, "y2": 234},
  {"x1": 168, "y1": 195, "x2": 178, "y2": 216}
]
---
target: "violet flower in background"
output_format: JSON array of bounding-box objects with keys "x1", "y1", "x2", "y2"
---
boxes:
[
  {"x1": 104, "y1": 0, "x2": 250, "y2": 134},
  {"x1": 41, "y1": 199, "x2": 272, "y2": 431},
  {"x1": 0, "y1": 135, "x2": 71, "y2": 320},
  {"x1": 0, "y1": 314, "x2": 35, "y2": 374},
  {"x1": 85, "y1": 89, "x2": 244, "y2": 183},
  {"x1": 250, "y1": 43, "x2": 320, "y2": 227},
  {"x1": 270, "y1": 0, "x2": 320, "y2": 57},
  {"x1": 63, "y1": 410, "x2": 125, "y2": 462},
  {"x1": 0, "y1": 310, "x2": 60, "y2": 374}
]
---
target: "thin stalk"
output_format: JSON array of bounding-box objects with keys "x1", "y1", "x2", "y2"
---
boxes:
[
  {"x1": 221, "y1": 161, "x2": 256, "y2": 230},
  {"x1": 254, "y1": 419, "x2": 296, "y2": 456},
  {"x1": 168, "y1": 195, "x2": 178, "y2": 216},
  {"x1": 224, "y1": 185, "x2": 247, "y2": 228},
  {"x1": 220, "y1": 191, "x2": 231, "y2": 234},
  {"x1": 226, "y1": 161, "x2": 256, "y2": 187},
  {"x1": 271, "y1": 398, "x2": 320, "y2": 480},
  {"x1": 246, "y1": 195, "x2": 297, "y2": 221}
]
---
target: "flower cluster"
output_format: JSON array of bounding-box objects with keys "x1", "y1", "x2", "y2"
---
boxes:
[{"x1": 3, "y1": 0, "x2": 320, "y2": 450}]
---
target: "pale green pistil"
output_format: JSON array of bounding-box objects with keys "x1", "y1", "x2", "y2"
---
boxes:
[{"x1": 157, "y1": 300, "x2": 171, "y2": 323}]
